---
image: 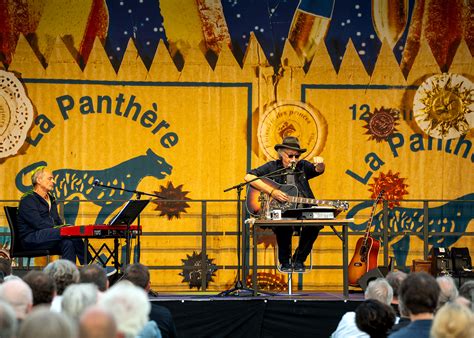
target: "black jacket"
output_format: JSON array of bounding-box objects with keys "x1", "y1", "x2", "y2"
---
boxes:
[
  {"x1": 248, "y1": 159, "x2": 323, "y2": 198},
  {"x1": 17, "y1": 191, "x2": 63, "y2": 244}
]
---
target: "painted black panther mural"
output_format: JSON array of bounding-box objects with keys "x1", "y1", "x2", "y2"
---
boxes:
[
  {"x1": 15, "y1": 148, "x2": 172, "y2": 224},
  {"x1": 346, "y1": 193, "x2": 474, "y2": 268}
]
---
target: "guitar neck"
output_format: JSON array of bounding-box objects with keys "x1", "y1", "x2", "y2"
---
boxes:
[
  {"x1": 363, "y1": 191, "x2": 385, "y2": 242},
  {"x1": 288, "y1": 196, "x2": 335, "y2": 208}
]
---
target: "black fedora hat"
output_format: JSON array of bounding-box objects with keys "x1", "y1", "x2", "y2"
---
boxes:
[{"x1": 274, "y1": 136, "x2": 306, "y2": 153}]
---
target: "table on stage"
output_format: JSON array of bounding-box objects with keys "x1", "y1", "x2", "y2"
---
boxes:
[{"x1": 251, "y1": 218, "x2": 354, "y2": 298}]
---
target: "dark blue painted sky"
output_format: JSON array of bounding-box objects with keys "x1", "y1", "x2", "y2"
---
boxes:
[{"x1": 104, "y1": 0, "x2": 415, "y2": 73}]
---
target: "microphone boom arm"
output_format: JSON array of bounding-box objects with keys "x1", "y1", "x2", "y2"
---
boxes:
[{"x1": 93, "y1": 180, "x2": 166, "y2": 200}]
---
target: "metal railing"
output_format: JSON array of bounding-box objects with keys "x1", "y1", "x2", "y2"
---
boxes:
[{"x1": 1, "y1": 198, "x2": 473, "y2": 291}]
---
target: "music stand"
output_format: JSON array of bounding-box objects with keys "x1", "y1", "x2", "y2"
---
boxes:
[{"x1": 109, "y1": 199, "x2": 150, "y2": 266}]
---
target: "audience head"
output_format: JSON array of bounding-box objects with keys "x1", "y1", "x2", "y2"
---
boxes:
[
  {"x1": 62, "y1": 283, "x2": 99, "y2": 319},
  {"x1": 43, "y1": 259, "x2": 79, "y2": 295},
  {"x1": 122, "y1": 263, "x2": 150, "y2": 291},
  {"x1": 18, "y1": 306, "x2": 76, "y2": 338},
  {"x1": 454, "y1": 296, "x2": 471, "y2": 309},
  {"x1": 22, "y1": 270, "x2": 56, "y2": 306},
  {"x1": 0, "y1": 300, "x2": 17, "y2": 338},
  {"x1": 3, "y1": 275, "x2": 21, "y2": 282},
  {"x1": 0, "y1": 258, "x2": 12, "y2": 281},
  {"x1": 79, "y1": 305, "x2": 119, "y2": 338},
  {"x1": 430, "y1": 302, "x2": 474, "y2": 338},
  {"x1": 0, "y1": 279, "x2": 33, "y2": 320},
  {"x1": 436, "y1": 276, "x2": 459, "y2": 309},
  {"x1": 385, "y1": 271, "x2": 407, "y2": 301},
  {"x1": 365, "y1": 278, "x2": 393, "y2": 305},
  {"x1": 459, "y1": 280, "x2": 474, "y2": 310},
  {"x1": 80, "y1": 264, "x2": 109, "y2": 292},
  {"x1": 99, "y1": 281, "x2": 150, "y2": 338},
  {"x1": 399, "y1": 272, "x2": 440, "y2": 316},
  {"x1": 355, "y1": 299, "x2": 396, "y2": 338}
]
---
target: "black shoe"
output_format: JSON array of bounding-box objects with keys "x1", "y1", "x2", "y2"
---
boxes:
[
  {"x1": 280, "y1": 262, "x2": 292, "y2": 272},
  {"x1": 293, "y1": 261, "x2": 305, "y2": 272}
]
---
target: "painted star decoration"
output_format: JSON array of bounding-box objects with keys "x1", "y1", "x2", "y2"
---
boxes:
[{"x1": 152, "y1": 181, "x2": 191, "y2": 220}]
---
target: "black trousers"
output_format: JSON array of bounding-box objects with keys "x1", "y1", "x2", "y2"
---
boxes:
[
  {"x1": 23, "y1": 228, "x2": 89, "y2": 264},
  {"x1": 273, "y1": 225, "x2": 323, "y2": 264}
]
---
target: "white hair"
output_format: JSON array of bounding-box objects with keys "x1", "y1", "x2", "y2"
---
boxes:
[
  {"x1": 365, "y1": 278, "x2": 394, "y2": 305},
  {"x1": 31, "y1": 167, "x2": 47, "y2": 186},
  {"x1": 437, "y1": 276, "x2": 459, "y2": 308},
  {"x1": 99, "y1": 281, "x2": 150, "y2": 338},
  {"x1": 62, "y1": 283, "x2": 98, "y2": 319},
  {"x1": 0, "y1": 279, "x2": 33, "y2": 319}
]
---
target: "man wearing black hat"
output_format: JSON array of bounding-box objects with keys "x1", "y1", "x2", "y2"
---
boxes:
[{"x1": 244, "y1": 136, "x2": 325, "y2": 272}]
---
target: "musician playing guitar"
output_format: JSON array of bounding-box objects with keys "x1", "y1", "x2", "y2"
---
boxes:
[{"x1": 244, "y1": 136, "x2": 325, "y2": 272}]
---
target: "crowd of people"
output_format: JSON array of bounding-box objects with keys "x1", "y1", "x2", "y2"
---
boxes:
[
  {"x1": 332, "y1": 271, "x2": 474, "y2": 338},
  {"x1": 0, "y1": 259, "x2": 177, "y2": 338},
  {"x1": 1, "y1": 255, "x2": 474, "y2": 338}
]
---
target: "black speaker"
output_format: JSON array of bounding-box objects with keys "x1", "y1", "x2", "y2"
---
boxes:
[
  {"x1": 359, "y1": 267, "x2": 390, "y2": 291},
  {"x1": 451, "y1": 247, "x2": 472, "y2": 273},
  {"x1": 430, "y1": 247, "x2": 453, "y2": 276}
]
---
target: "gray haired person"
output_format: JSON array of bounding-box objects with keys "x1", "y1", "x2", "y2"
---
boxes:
[
  {"x1": 0, "y1": 300, "x2": 17, "y2": 338},
  {"x1": 43, "y1": 259, "x2": 80, "y2": 312},
  {"x1": 62, "y1": 283, "x2": 99, "y2": 319},
  {"x1": 333, "y1": 278, "x2": 394, "y2": 338},
  {"x1": 99, "y1": 281, "x2": 161, "y2": 338},
  {"x1": 18, "y1": 307, "x2": 77, "y2": 338},
  {"x1": 436, "y1": 276, "x2": 458, "y2": 309}
]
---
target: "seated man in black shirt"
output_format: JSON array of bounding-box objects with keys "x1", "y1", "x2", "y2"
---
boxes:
[
  {"x1": 244, "y1": 136, "x2": 325, "y2": 272},
  {"x1": 17, "y1": 167, "x2": 87, "y2": 264}
]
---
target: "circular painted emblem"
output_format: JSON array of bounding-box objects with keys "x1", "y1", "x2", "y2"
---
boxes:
[
  {"x1": 363, "y1": 107, "x2": 399, "y2": 142},
  {"x1": 0, "y1": 70, "x2": 34, "y2": 158},
  {"x1": 257, "y1": 101, "x2": 327, "y2": 160},
  {"x1": 413, "y1": 73, "x2": 473, "y2": 139}
]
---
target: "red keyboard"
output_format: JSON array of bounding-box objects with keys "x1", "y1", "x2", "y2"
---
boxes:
[{"x1": 60, "y1": 225, "x2": 142, "y2": 238}]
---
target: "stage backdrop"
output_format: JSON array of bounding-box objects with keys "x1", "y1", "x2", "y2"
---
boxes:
[{"x1": 0, "y1": 0, "x2": 473, "y2": 292}]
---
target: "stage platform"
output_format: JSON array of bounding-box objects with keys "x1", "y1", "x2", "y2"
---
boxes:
[{"x1": 150, "y1": 292, "x2": 364, "y2": 338}]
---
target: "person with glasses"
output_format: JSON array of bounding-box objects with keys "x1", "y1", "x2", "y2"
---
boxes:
[
  {"x1": 244, "y1": 136, "x2": 325, "y2": 272},
  {"x1": 17, "y1": 167, "x2": 89, "y2": 265}
]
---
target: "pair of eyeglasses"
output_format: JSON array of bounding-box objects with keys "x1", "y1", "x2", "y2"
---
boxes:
[{"x1": 285, "y1": 153, "x2": 300, "y2": 159}]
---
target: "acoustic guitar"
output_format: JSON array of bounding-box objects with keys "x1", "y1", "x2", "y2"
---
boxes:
[
  {"x1": 246, "y1": 177, "x2": 349, "y2": 217},
  {"x1": 348, "y1": 190, "x2": 385, "y2": 287}
]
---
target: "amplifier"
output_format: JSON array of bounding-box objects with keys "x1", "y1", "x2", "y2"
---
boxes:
[
  {"x1": 430, "y1": 247, "x2": 453, "y2": 276},
  {"x1": 451, "y1": 247, "x2": 472, "y2": 273}
]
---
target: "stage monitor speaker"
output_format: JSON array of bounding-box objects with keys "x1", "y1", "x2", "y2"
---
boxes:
[
  {"x1": 430, "y1": 247, "x2": 453, "y2": 276},
  {"x1": 451, "y1": 247, "x2": 472, "y2": 273},
  {"x1": 359, "y1": 267, "x2": 390, "y2": 291}
]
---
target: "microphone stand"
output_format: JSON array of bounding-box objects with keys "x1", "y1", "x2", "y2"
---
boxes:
[
  {"x1": 218, "y1": 166, "x2": 292, "y2": 296},
  {"x1": 93, "y1": 181, "x2": 165, "y2": 267}
]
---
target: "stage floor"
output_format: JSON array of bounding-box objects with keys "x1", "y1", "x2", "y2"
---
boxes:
[
  {"x1": 151, "y1": 292, "x2": 364, "y2": 338},
  {"x1": 153, "y1": 290, "x2": 365, "y2": 301}
]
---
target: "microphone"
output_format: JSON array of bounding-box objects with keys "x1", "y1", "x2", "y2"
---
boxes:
[
  {"x1": 92, "y1": 179, "x2": 100, "y2": 187},
  {"x1": 289, "y1": 161, "x2": 297, "y2": 171}
]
